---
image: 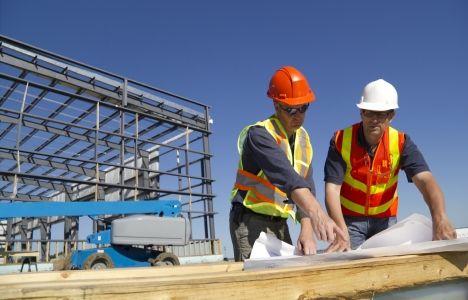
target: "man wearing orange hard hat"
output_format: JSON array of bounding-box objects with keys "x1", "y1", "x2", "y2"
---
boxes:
[{"x1": 229, "y1": 66, "x2": 345, "y2": 261}]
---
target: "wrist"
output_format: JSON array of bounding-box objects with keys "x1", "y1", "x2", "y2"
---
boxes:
[{"x1": 431, "y1": 212, "x2": 448, "y2": 223}]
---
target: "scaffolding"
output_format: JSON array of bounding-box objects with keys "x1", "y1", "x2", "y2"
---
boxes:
[{"x1": 0, "y1": 35, "x2": 217, "y2": 260}]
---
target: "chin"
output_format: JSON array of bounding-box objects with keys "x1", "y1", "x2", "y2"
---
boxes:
[
  {"x1": 293, "y1": 121, "x2": 303, "y2": 127},
  {"x1": 292, "y1": 125, "x2": 302, "y2": 131}
]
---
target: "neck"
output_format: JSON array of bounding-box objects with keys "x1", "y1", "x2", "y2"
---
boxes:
[
  {"x1": 286, "y1": 129, "x2": 295, "y2": 138},
  {"x1": 274, "y1": 114, "x2": 296, "y2": 138},
  {"x1": 363, "y1": 129, "x2": 384, "y2": 149}
]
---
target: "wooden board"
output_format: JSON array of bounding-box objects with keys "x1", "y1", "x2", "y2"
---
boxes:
[{"x1": 0, "y1": 252, "x2": 467, "y2": 300}]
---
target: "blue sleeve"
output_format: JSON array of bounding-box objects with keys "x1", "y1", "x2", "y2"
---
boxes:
[
  {"x1": 400, "y1": 134, "x2": 430, "y2": 182},
  {"x1": 323, "y1": 134, "x2": 346, "y2": 184},
  {"x1": 243, "y1": 126, "x2": 316, "y2": 196}
]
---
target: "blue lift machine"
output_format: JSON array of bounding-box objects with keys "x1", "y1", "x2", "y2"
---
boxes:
[{"x1": 0, "y1": 200, "x2": 190, "y2": 269}]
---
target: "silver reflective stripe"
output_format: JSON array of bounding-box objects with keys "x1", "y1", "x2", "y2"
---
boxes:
[{"x1": 235, "y1": 171, "x2": 288, "y2": 205}]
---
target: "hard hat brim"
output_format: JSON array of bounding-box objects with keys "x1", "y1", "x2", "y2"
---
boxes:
[
  {"x1": 271, "y1": 93, "x2": 315, "y2": 106},
  {"x1": 356, "y1": 102, "x2": 399, "y2": 111}
]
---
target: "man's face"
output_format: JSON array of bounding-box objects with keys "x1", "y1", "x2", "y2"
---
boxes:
[
  {"x1": 360, "y1": 109, "x2": 395, "y2": 143},
  {"x1": 274, "y1": 102, "x2": 309, "y2": 136}
]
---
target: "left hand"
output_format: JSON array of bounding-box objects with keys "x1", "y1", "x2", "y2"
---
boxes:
[
  {"x1": 297, "y1": 217, "x2": 317, "y2": 255},
  {"x1": 297, "y1": 232, "x2": 317, "y2": 255}
]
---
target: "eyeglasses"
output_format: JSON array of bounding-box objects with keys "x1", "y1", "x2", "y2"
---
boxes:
[
  {"x1": 361, "y1": 110, "x2": 393, "y2": 120},
  {"x1": 278, "y1": 103, "x2": 309, "y2": 116}
]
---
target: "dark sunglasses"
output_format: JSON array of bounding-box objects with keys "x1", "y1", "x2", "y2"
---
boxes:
[{"x1": 278, "y1": 103, "x2": 309, "y2": 116}]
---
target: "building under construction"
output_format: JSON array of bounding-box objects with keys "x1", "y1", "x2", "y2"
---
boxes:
[
  {"x1": 0, "y1": 35, "x2": 218, "y2": 262},
  {"x1": 0, "y1": 35, "x2": 466, "y2": 299}
]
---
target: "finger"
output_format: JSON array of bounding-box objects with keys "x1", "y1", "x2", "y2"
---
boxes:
[
  {"x1": 297, "y1": 241, "x2": 303, "y2": 252},
  {"x1": 320, "y1": 226, "x2": 328, "y2": 241},
  {"x1": 303, "y1": 242, "x2": 317, "y2": 255},
  {"x1": 335, "y1": 246, "x2": 345, "y2": 252},
  {"x1": 326, "y1": 223, "x2": 335, "y2": 242},
  {"x1": 338, "y1": 242, "x2": 349, "y2": 252},
  {"x1": 314, "y1": 223, "x2": 325, "y2": 241},
  {"x1": 325, "y1": 242, "x2": 338, "y2": 253},
  {"x1": 442, "y1": 231, "x2": 457, "y2": 240},
  {"x1": 333, "y1": 224, "x2": 347, "y2": 241},
  {"x1": 335, "y1": 238, "x2": 350, "y2": 252}
]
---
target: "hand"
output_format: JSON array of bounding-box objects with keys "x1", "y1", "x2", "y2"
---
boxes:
[
  {"x1": 309, "y1": 207, "x2": 346, "y2": 243},
  {"x1": 297, "y1": 219, "x2": 317, "y2": 255},
  {"x1": 297, "y1": 235, "x2": 317, "y2": 255},
  {"x1": 433, "y1": 216, "x2": 457, "y2": 240},
  {"x1": 325, "y1": 228, "x2": 351, "y2": 253},
  {"x1": 290, "y1": 188, "x2": 346, "y2": 244}
]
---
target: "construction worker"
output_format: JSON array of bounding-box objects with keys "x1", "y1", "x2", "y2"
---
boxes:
[
  {"x1": 229, "y1": 66, "x2": 345, "y2": 261},
  {"x1": 324, "y1": 79, "x2": 457, "y2": 251}
]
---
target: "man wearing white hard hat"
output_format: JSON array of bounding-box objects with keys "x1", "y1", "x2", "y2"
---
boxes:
[{"x1": 323, "y1": 79, "x2": 457, "y2": 251}]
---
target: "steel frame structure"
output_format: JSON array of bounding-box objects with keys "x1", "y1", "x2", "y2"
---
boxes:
[{"x1": 0, "y1": 35, "x2": 216, "y2": 259}]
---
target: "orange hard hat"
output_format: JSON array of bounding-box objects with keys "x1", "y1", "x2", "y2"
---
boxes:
[{"x1": 267, "y1": 66, "x2": 316, "y2": 105}]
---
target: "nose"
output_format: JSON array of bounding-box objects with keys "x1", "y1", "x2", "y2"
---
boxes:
[{"x1": 368, "y1": 115, "x2": 383, "y2": 123}]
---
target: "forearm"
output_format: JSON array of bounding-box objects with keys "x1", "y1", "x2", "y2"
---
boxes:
[
  {"x1": 413, "y1": 171, "x2": 456, "y2": 240},
  {"x1": 413, "y1": 171, "x2": 447, "y2": 219},
  {"x1": 291, "y1": 188, "x2": 323, "y2": 218},
  {"x1": 325, "y1": 182, "x2": 347, "y2": 229},
  {"x1": 324, "y1": 182, "x2": 350, "y2": 252}
]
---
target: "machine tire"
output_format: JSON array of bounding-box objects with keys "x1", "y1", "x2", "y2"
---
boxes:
[
  {"x1": 151, "y1": 252, "x2": 180, "y2": 266},
  {"x1": 82, "y1": 253, "x2": 114, "y2": 270}
]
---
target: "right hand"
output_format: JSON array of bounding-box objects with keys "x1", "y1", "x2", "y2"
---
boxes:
[
  {"x1": 290, "y1": 188, "x2": 347, "y2": 244},
  {"x1": 309, "y1": 207, "x2": 347, "y2": 243}
]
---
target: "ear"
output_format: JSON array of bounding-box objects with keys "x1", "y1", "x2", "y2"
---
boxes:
[
  {"x1": 273, "y1": 101, "x2": 280, "y2": 113},
  {"x1": 389, "y1": 111, "x2": 396, "y2": 122}
]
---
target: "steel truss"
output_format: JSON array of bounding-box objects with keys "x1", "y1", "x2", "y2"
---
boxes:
[{"x1": 0, "y1": 35, "x2": 216, "y2": 259}]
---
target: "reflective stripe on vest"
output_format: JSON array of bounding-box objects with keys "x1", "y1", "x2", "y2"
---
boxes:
[
  {"x1": 232, "y1": 116, "x2": 313, "y2": 220},
  {"x1": 338, "y1": 123, "x2": 404, "y2": 217}
]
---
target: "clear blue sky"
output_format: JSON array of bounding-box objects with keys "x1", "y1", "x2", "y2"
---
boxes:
[{"x1": 1, "y1": 0, "x2": 467, "y2": 258}]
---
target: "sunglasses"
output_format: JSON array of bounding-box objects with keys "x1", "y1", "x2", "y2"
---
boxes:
[
  {"x1": 361, "y1": 110, "x2": 393, "y2": 120},
  {"x1": 278, "y1": 103, "x2": 309, "y2": 116}
]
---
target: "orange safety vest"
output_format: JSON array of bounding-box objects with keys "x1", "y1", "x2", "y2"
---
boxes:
[
  {"x1": 231, "y1": 116, "x2": 313, "y2": 221},
  {"x1": 335, "y1": 123, "x2": 405, "y2": 217}
]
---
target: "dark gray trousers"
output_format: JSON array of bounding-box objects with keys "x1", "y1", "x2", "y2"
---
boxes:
[{"x1": 229, "y1": 203, "x2": 291, "y2": 262}]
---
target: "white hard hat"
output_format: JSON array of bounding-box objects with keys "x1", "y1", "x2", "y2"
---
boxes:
[{"x1": 356, "y1": 79, "x2": 399, "y2": 111}]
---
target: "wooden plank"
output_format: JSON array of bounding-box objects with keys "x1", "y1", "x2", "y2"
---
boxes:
[
  {"x1": 2, "y1": 251, "x2": 39, "y2": 258},
  {"x1": 0, "y1": 252, "x2": 466, "y2": 299},
  {"x1": 0, "y1": 261, "x2": 243, "y2": 283},
  {"x1": 1, "y1": 251, "x2": 40, "y2": 265}
]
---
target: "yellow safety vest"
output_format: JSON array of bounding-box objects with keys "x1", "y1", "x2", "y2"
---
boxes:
[{"x1": 231, "y1": 116, "x2": 313, "y2": 221}]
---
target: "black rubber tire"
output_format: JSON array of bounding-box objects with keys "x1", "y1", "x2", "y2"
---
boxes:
[
  {"x1": 82, "y1": 253, "x2": 114, "y2": 270},
  {"x1": 151, "y1": 252, "x2": 180, "y2": 266}
]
